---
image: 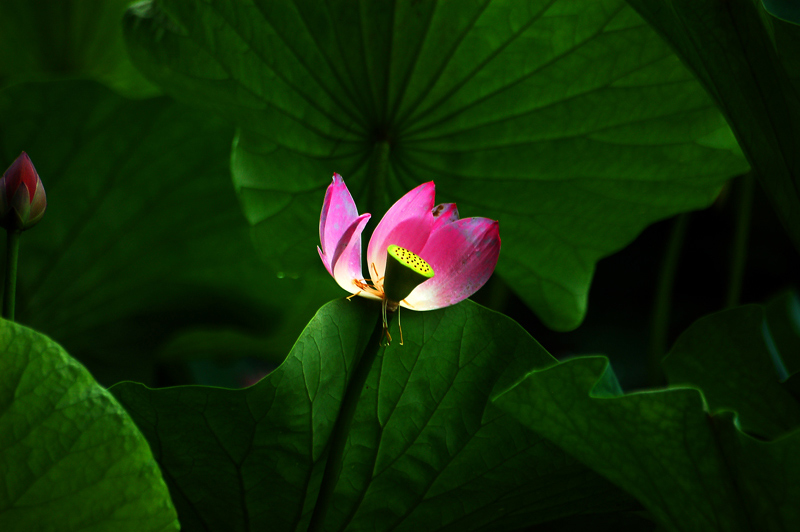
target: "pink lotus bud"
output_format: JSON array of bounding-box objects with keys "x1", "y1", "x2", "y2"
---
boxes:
[{"x1": 0, "y1": 152, "x2": 47, "y2": 231}]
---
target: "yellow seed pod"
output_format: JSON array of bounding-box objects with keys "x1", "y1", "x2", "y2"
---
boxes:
[{"x1": 383, "y1": 245, "x2": 434, "y2": 305}]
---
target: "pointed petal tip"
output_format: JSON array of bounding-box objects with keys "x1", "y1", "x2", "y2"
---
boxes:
[
  {"x1": 402, "y1": 180, "x2": 436, "y2": 197},
  {"x1": 318, "y1": 246, "x2": 333, "y2": 276},
  {"x1": 320, "y1": 171, "x2": 361, "y2": 255},
  {"x1": 419, "y1": 181, "x2": 435, "y2": 192}
]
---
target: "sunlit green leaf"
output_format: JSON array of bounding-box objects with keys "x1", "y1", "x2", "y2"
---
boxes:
[
  {"x1": 122, "y1": 0, "x2": 748, "y2": 330},
  {"x1": 0, "y1": 319, "x2": 177, "y2": 531}
]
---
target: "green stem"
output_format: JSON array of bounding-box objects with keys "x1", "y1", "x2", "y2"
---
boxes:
[
  {"x1": 3, "y1": 229, "x2": 20, "y2": 321},
  {"x1": 648, "y1": 213, "x2": 689, "y2": 386},
  {"x1": 726, "y1": 173, "x2": 754, "y2": 308},
  {"x1": 306, "y1": 310, "x2": 388, "y2": 532}
]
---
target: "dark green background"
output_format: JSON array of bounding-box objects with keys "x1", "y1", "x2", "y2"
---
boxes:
[{"x1": 0, "y1": 1, "x2": 798, "y2": 531}]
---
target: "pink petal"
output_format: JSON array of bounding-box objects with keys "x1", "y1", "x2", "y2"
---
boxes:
[
  {"x1": 366, "y1": 181, "x2": 436, "y2": 283},
  {"x1": 3, "y1": 152, "x2": 38, "y2": 202},
  {"x1": 318, "y1": 173, "x2": 372, "y2": 294},
  {"x1": 318, "y1": 246, "x2": 334, "y2": 276},
  {"x1": 404, "y1": 217, "x2": 500, "y2": 310},
  {"x1": 430, "y1": 203, "x2": 459, "y2": 231},
  {"x1": 319, "y1": 173, "x2": 359, "y2": 267},
  {"x1": 329, "y1": 213, "x2": 373, "y2": 295}
]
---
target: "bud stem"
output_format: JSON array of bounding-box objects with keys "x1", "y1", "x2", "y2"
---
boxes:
[{"x1": 3, "y1": 229, "x2": 20, "y2": 321}]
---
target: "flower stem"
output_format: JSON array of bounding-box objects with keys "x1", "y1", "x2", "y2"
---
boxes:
[
  {"x1": 306, "y1": 307, "x2": 389, "y2": 532},
  {"x1": 648, "y1": 213, "x2": 689, "y2": 386},
  {"x1": 726, "y1": 173, "x2": 754, "y2": 308},
  {"x1": 3, "y1": 229, "x2": 21, "y2": 321}
]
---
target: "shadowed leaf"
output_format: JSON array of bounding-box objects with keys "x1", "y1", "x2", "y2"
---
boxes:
[
  {"x1": 112, "y1": 298, "x2": 635, "y2": 532},
  {"x1": 0, "y1": 80, "x2": 341, "y2": 384},
  {"x1": 496, "y1": 305, "x2": 800, "y2": 532},
  {"x1": 663, "y1": 305, "x2": 800, "y2": 439},
  {"x1": 626, "y1": 0, "x2": 800, "y2": 252},
  {"x1": 0, "y1": 0, "x2": 158, "y2": 97}
]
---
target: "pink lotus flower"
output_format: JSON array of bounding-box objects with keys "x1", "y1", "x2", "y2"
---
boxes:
[
  {"x1": 0, "y1": 152, "x2": 46, "y2": 231},
  {"x1": 318, "y1": 173, "x2": 500, "y2": 340}
]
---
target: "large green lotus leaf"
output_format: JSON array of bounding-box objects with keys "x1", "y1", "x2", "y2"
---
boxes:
[
  {"x1": 112, "y1": 298, "x2": 635, "y2": 532},
  {"x1": 496, "y1": 305, "x2": 800, "y2": 532},
  {"x1": 122, "y1": 0, "x2": 748, "y2": 330},
  {"x1": 626, "y1": 0, "x2": 800, "y2": 253},
  {"x1": 0, "y1": 319, "x2": 177, "y2": 531},
  {"x1": 663, "y1": 305, "x2": 800, "y2": 439},
  {"x1": 0, "y1": 80, "x2": 341, "y2": 384},
  {"x1": 0, "y1": 0, "x2": 158, "y2": 97}
]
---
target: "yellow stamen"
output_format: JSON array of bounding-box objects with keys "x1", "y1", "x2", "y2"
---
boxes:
[
  {"x1": 372, "y1": 262, "x2": 382, "y2": 284},
  {"x1": 352, "y1": 263, "x2": 385, "y2": 299},
  {"x1": 347, "y1": 260, "x2": 418, "y2": 347}
]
